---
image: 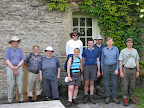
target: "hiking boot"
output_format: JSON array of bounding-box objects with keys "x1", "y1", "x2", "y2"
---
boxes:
[
  {"x1": 123, "y1": 98, "x2": 128, "y2": 106},
  {"x1": 89, "y1": 95, "x2": 96, "y2": 104},
  {"x1": 66, "y1": 101, "x2": 72, "y2": 107},
  {"x1": 129, "y1": 96, "x2": 140, "y2": 105},
  {"x1": 72, "y1": 99, "x2": 79, "y2": 104},
  {"x1": 105, "y1": 98, "x2": 110, "y2": 104},
  {"x1": 112, "y1": 98, "x2": 120, "y2": 104},
  {"x1": 96, "y1": 88, "x2": 101, "y2": 96},
  {"x1": 36, "y1": 95, "x2": 41, "y2": 101},
  {"x1": 28, "y1": 96, "x2": 32, "y2": 102},
  {"x1": 83, "y1": 95, "x2": 89, "y2": 103}
]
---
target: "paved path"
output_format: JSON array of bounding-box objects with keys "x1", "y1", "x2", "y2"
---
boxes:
[{"x1": 0, "y1": 100, "x2": 65, "y2": 108}]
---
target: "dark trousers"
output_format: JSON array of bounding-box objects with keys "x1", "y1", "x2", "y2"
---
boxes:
[
  {"x1": 95, "y1": 71, "x2": 102, "y2": 87},
  {"x1": 43, "y1": 78, "x2": 59, "y2": 99},
  {"x1": 122, "y1": 67, "x2": 136, "y2": 98},
  {"x1": 103, "y1": 64, "x2": 118, "y2": 99}
]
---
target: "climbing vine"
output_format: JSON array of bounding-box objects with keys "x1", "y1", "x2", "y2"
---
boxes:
[{"x1": 79, "y1": 0, "x2": 144, "y2": 53}]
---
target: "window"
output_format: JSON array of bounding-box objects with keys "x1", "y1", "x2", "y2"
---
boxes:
[{"x1": 73, "y1": 12, "x2": 100, "y2": 48}]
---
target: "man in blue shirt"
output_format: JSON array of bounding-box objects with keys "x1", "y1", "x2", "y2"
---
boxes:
[
  {"x1": 94, "y1": 35, "x2": 106, "y2": 96},
  {"x1": 101, "y1": 37, "x2": 120, "y2": 104},
  {"x1": 4, "y1": 36, "x2": 25, "y2": 103},
  {"x1": 82, "y1": 39, "x2": 101, "y2": 104}
]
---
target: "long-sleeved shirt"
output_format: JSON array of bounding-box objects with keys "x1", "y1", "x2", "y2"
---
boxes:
[
  {"x1": 66, "y1": 39, "x2": 83, "y2": 59},
  {"x1": 101, "y1": 46, "x2": 119, "y2": 71}
]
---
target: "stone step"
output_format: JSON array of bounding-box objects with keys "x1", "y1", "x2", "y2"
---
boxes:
[{"x1": 0, "y1": 100, "x2": 65, "y2": 108}]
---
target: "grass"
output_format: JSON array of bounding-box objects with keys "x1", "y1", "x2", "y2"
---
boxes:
[{"x1": 134, "y1": 87, "x2": 144, "y2": 108}]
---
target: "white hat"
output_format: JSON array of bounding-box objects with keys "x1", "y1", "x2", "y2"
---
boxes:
[
  {"x1": 95, "y1": 35, "x2": 104, "y2": 40},
  {"x1": 8, "y1": 36, "x2": 21, "y2": 44},
  {"x1": 45, "y1": 46, "x2": 54, "y2": 52}
]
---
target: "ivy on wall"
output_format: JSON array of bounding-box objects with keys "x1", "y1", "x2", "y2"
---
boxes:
[{"x1": 79, "y1": 0, "x2": 144, "y2": 53}]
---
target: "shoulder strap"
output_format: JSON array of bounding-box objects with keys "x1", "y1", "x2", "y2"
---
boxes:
[
  {"x1": 123, "y1": 49, "x2": 133, "y2": 66},
  {"x1": 28, "y1": 53, "x2": 34, "y2": 61}
]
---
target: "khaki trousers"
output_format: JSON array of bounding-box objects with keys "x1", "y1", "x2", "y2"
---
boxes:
[
  {"x1": 27, "y1": 71, "x2": 42, "y2": 97},
  {"x1": 7, "y1": 66, "x2": 24, "y2": 102}
]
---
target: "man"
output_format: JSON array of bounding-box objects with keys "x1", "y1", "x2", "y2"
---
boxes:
[
  {"x1": 101, "y1": 37, "x2": 120, "y2": 104},
  {"x1": 82, "y1": 39, "x2": 101, "y2": 104},
  {"x1": 94, "y1": 35, "x2": 106, "y2": 96},
  {"x1": 4, "y1": 36, "x2": 25, "y2": 103},
  {"x1": 119, "y1": 38, "x2": 140, "y2": 106},
  {"x1": 25, "y1": 45, "x2": 43, "y2": 102}
]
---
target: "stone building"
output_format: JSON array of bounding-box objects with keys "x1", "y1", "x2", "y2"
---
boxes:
[{"x1": 0, "y1": 0, "x2": 101, "y2": 100}]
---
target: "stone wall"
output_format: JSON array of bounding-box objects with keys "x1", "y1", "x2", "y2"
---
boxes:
[{"x1": 0, "y1": 0, "x2": 79, "y2": 100}]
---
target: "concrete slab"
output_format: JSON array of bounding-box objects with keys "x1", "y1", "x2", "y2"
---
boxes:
[
  {"x1": 77, "y1": 103, "x2": 102, "y2": 108},
  {"x1": 0, "y1": 100, "x2": 65, "y2": 108}
]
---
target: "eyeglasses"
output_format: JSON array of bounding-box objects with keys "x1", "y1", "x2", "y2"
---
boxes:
[{"x1": 72, "y1": 35, "x2": 78, "y2": 36}]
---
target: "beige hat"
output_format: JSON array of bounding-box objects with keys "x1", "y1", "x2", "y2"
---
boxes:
[
  {"x1": 125, "y1": 38, "x2": 133, "y2": 43},
  {"x1": 45, "y1": 46, "x2": 54, "y2": 52},
  {"x1": 70, "y1": 30, "x2": 80, "y2": 38},
  {"x1": 8, "y1": 36, "x2": 21, "y2": 44},
  {"x1": 94, "y1": 35, "x2": 104, "y2": 40}
]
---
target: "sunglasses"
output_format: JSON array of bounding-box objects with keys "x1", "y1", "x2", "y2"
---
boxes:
[{"x1": 72, "y1": 35, "x2": 78, "y2": 36}]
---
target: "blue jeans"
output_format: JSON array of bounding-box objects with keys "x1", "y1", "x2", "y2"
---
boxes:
[{"x1": 103, "y1": 64, "x2": 118, "y2": 99}]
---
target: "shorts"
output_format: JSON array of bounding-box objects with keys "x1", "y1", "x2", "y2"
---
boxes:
[
  {"x1": 83, "y1": 65, "x2": 97, "y2": 81},
  {"x1": 68, "y1": 72, "x2": 81, "y2": 86}
]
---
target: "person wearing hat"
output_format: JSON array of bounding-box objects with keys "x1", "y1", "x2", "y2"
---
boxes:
[
  {"x1": 39, "y1": 46, "x2": 61, "y2": 100},
  {"x1": 65, "y1": 30, "x2": 83, "y2": 70},
  {"x1": 4, "y1": 36, "x2": 25, "y2": 103},
  {"x1": 93, "y1": 35, "x2": 106, "y2": 96},
  {"x1": 24, "y1": 45, "x2": 43, "y2": 102},
  {"x1": 119, "y1": 38, "x2": 140, "y2": 106}
]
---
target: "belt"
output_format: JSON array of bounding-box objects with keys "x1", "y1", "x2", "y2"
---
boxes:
[
  {"x1": 72, "y1": 72, "x2": 80, "y2": 73},
  {"x1": 29, "y1": 71, "x2": 39, "y2": 74},
  {"x1": 125, "y1": 67, "x2": 136, "y2": 70},
  {"x1": 13, "y1": 65, "x2": 17, "y2": 66}
]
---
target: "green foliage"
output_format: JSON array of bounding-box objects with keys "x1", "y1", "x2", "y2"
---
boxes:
[
  {"x1": 79, "y1": 0, "x2": 144, "y2": 52},
  {"x1": 48, "y1": 0, "x2": 71, "y2": 11}
]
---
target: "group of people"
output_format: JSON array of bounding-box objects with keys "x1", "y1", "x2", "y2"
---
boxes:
[{"x1": 4, "y1": 30, "x2": 140, "y2": 107}]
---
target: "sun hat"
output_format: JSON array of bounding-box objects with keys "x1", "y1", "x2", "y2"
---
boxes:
[
  {"x1": 8, "y1": 36, "x2": 21, "y2": 44},
  {"x1": 70, "y1": 30, "x2": 80, "y2": 38},
  {"x1": 125, "y1": 38, "x2": 133, "y2": 43},
  {"x1": 45, "y1": 46, "x2": 54, "y2": 52},
  {"x1": 94, "y1": 35, "x2": 104, "y2": 40}
]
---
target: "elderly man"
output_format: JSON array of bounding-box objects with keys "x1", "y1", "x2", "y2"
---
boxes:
[
  {"x1": 101, "y1": 37, "x2": 120, "y2": 104},
  {"x1": 119, "y1": 38, "x2": 140, "y2": 106},
  {"x1": 94, "y1": 35, "x2": 106, "y2": 96},
  {"x1": 4, "y1": 36, "x2": 25, "y2": 103},
  {"x1": 25, "y1": 45, "x2": 43, "y2": 102}
]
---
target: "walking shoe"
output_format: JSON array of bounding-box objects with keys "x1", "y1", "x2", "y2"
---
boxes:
[
  {"x1": 72, "y1": 99, "x2": 79, "y2": 104},
  {"x1": 36, "y1": 95, "x2": 41, "y2": 101},
  {"x1": 105, "y1": 98, "x2": 110, "y2": 104},
  {"x1": 89, "y1": 95, "x2": 96, "y2": 104},
  {"x1": 129, "y1": 96, "x2": 140, "y2": 105},
  {"x1": 28, "y1": 96, "x2": 32, "y2": 102},
  {"x1": 96, "y1": 88, "x2": 101, "y2": 96},
  {"x1": 66, "y1": 101, "x2": 72, "y2": 107},
  {"x1": 112, "y1": 98, "x2": 120, "y2": 104},
  {"x1": 123, "y1": 98, "x2": 128, "y2": 106},
  {"x1": 83, "y1": 95, "x2": 89, "y2": 103}
]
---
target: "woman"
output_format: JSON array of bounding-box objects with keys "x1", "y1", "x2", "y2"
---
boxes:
[
  {"x1": 66, "y1": 48, "x2": 83, "y2": 107},
  {"x1": 65, "y1": 30, "x2": 83, "y2": 70},
  {"x1": 39, "y1": 46, "x2": 61, "y2": 100},
  {"x1": 4, "y1": 36, "x2": 25, "y2": 103}
]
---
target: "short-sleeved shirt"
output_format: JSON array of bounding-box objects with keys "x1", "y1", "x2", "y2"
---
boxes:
[
  {"x1": 70, "y1": 57, "x2": 80, "y2": 73},
  {"x1": 4, "y1": 47, "x2": 25, "y2": 65},
  {"x1": 39, "y1": 56, "x2": 61, "y2": 80},
  {"x1": 82, "y1": 48, "x2": 100, "y2": 65},
  {"x1": 24, "y1": 53, "x2": 43, "y2": 73},
  {"x1": 119, "y1": 48, "x2": 140, "y2": 68}
]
